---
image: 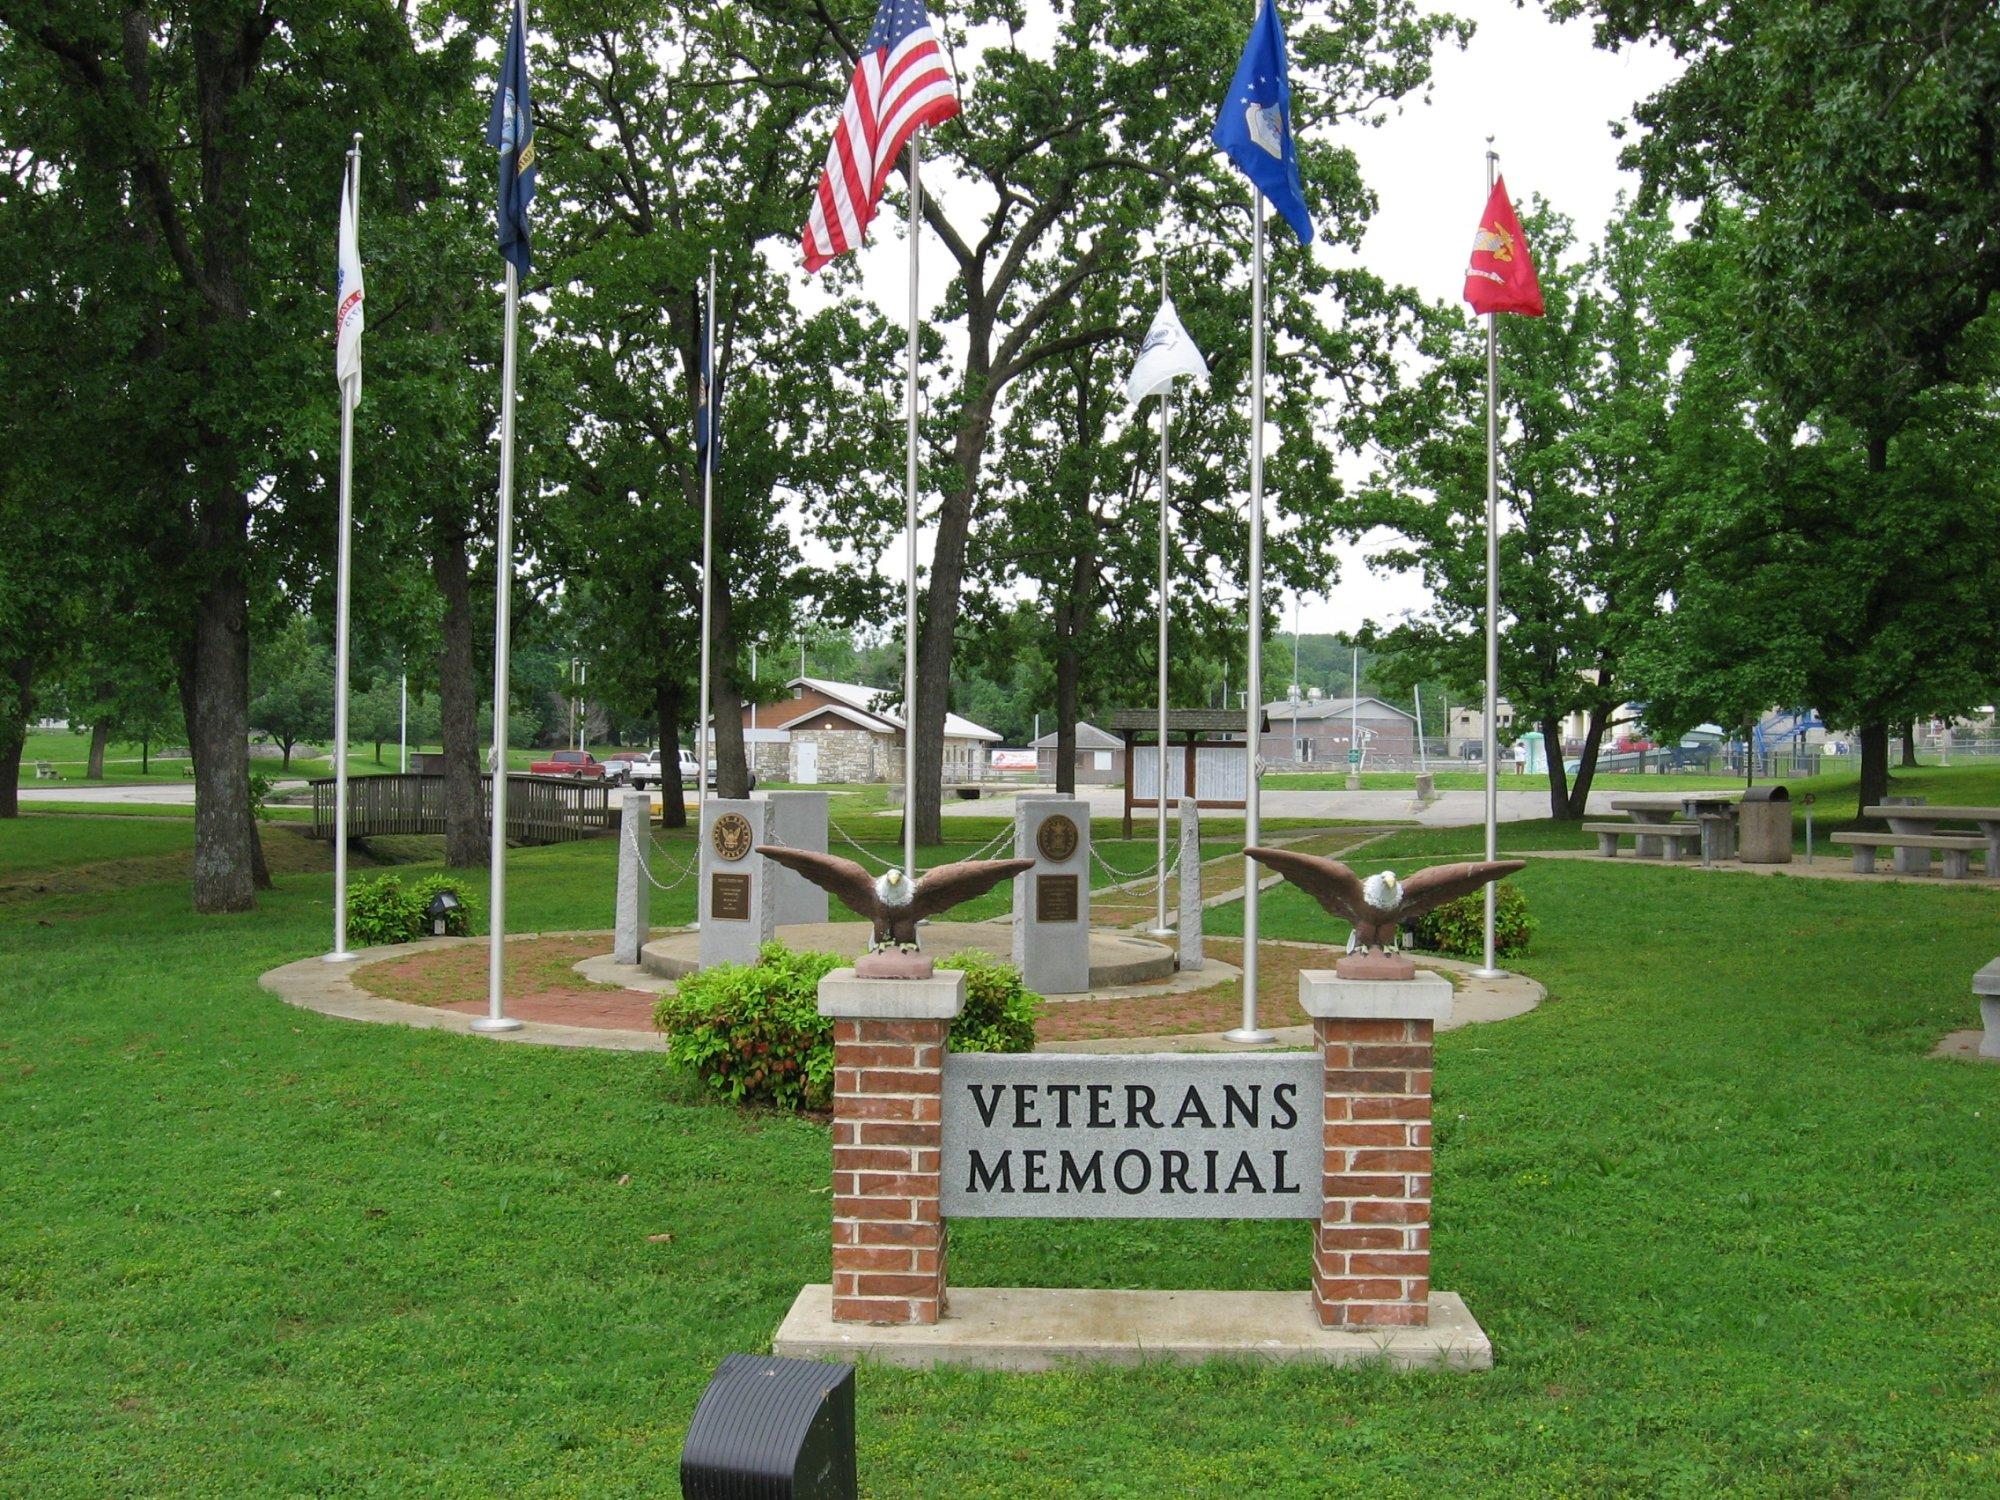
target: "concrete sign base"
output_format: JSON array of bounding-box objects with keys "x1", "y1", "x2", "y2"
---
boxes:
[{"x1": 773, "y1": 1285, "x2": 1490, "y2": 1372}]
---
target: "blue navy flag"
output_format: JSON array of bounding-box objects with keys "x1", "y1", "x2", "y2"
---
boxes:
[
  {"x1": 1211, "y1": 0, "x2": 1313, "y2": 245},
  {"x1": 486, "y1": 0, "x2": 537, "y2": 276},
  {"x1": 694, "y1": 300, "x2": 717, "y2": 477}
]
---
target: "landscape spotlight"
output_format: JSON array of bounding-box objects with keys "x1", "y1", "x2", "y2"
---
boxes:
[{"x1": 426, "y1": 889, "x2": 462, "y2": 938}]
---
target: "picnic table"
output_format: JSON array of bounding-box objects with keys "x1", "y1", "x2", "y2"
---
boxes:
[
  {"x1": 1861, "y1": 804, "x2": 2000, "y2": 877},
  {"x1": 1609, "y1": 793, "x2": 1743, "y2": 861}
]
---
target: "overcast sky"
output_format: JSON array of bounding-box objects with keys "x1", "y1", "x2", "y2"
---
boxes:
[{"x1": 819, "y1": 0, "x2": 1682, "y2": 641}]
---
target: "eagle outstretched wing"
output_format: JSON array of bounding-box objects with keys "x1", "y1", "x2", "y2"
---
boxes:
[
  {"x1": 753, "y1": 845, "x2": 883, "y2": 919},
  {"x1": 910, "y1": 857, "x2": 1036, "y2": 921},
  {"x1": 1244, "y1": 846, "x2": 1369, "y2": 922},
  {"x1": 1395, "y1": 860, "x2": 1526, "y2": 917}
]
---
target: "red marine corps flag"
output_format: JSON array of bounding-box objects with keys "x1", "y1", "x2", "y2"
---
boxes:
[{"x1": 1463, "y1": 176, "x2": 1544, "y2": 318}]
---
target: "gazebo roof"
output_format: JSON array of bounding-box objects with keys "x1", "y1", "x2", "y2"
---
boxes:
[{"x1": 1105, "y1": 708, "x2": 1268, "y2": 735}]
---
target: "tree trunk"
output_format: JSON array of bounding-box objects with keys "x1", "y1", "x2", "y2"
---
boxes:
[
  {"x1": 141, "y1": 734, "x2": 149, "y2": 775},
  {"x1": 87, "y1": 715, "x2": 109, "y2": 779},
  {"x1": 706, "y1": 571, "x2": 753, "y2": 800},
  {"x1": 1548, "y1": 705, "x2": 1610, "y2": 821},
  {"x1": 433, "y1": 527, "x2": 489, "y2": 868},
  {"x1": 911, "y1": 411, "x2": 992, "y2": 846},
  {"x1": 1858, "y1": 721, "x2": 1890, "y2": 814},
  {"x1": 1900, "y1": 719, "x2": 1919, "y2": 768},
  {"x1": 0, "y1": 655, "x2": 30, "y2": 819},
  {"x1": 183, "y1": 491, "x2": 261, "y2": 912},
  {"x1": 279, "y1": 739, "x2": 293, "y2": 770},
  {"x1": 655, "y1": 676, "x2": 687, "y2": 830},
  {"x1": 1053, "y1": 613, "x2": 1080, "y2": 799}
]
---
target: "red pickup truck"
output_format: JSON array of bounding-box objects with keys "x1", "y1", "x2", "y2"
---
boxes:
[{"x1": 528, "y1": 750, "x2": 605, "y2": 779}]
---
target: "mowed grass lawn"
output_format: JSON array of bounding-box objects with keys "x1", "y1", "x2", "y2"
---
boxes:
[{"x1": 3, "y1": 813, "x2": 2000, "y2": 1494}]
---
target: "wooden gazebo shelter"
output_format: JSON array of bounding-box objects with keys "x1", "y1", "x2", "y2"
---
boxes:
[{"x1": 1107, "y1": 707, "x2": 1270, "y2": 838}]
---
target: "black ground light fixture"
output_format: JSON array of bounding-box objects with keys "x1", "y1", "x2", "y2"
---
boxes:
[
  {"x1": 426, "y1": 889, "x2": 462, "y2": 937},
  {"x1": 681, "y1": 1354, "x2": 857, "y2": 1499}
]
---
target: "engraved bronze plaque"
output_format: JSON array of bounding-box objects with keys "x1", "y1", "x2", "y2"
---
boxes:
[
  {"x1": 1036, "y1": 873, "x2": 1079, "y2": 924},
  {"x1": 711, "y1": 871, "x2": 752, "y2": 921},
  {"x1": 1036, "y1": 813, "x2": 1079, "y2": 863},
  {"x1": 710, "y1": 812, "x2": 753, "y2": 862}
]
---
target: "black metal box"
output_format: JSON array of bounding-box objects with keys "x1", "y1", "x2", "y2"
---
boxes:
[{"x1": 681, "y1": 1354, "x2": 857, "y2": 1499}]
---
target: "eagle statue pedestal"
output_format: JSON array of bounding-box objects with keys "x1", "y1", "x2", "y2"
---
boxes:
[
  {"x1": 1300, "y1": 967, "x2": 1454, "y2": 1330},
  {"x1": 816, "y1": 967, "x2": 966, "y2": 1325},
  {"x1": 1335, "y1": 950, "x2": 1417, "y2": 982},
  {"x1": 855, "y1": 949, "x2": 935, "y2": 980}
]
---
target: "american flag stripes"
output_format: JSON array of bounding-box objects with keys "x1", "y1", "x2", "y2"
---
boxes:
[{"x1": 802, "y1": 0, "x2": 959, "y2": 272}]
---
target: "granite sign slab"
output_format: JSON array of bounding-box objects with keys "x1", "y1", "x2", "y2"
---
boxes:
[{"x1": 940, "y1": 1053, "x2": 1322, "y2": 1219}]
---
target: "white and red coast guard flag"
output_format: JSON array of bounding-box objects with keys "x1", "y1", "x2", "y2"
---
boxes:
[
  {"x1": 801, "y1": 0, "x2": 959, "y2": 273},
  {"x1": 335, "y1": 151, "x2": 364, "y2": 398}
]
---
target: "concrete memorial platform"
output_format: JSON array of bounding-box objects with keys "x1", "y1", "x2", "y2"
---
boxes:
[{"x1": 643, "y1": 919, "x2": 1175, "y2": 989}]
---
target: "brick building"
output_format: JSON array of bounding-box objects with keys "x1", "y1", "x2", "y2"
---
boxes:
[{"x1": 739, "y1": 677, "x2": 1001, "y2": 785}]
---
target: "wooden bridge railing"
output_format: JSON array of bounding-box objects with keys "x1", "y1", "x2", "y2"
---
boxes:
[{"x1": 308, "y1": 773, "x2": 615, "y2": 846}]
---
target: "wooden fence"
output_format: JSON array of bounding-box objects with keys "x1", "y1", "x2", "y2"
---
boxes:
[{"x1": 308, "y1": 773, "x2": 615, "y2": 846}]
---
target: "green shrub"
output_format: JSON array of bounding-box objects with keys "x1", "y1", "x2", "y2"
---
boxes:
[
  {"x1": 936, "y1": 949, "x2": 1042, "y2": 1054},
  {"x1": 346, "y1": 872, "x2": 481, "y2": 947},
  {"x1": 1411, "y1": 880, "x2": 1533, "y2": 960},
  {"x1": 654, "y1": 942, "x2": 1042, "y2": 1112}
]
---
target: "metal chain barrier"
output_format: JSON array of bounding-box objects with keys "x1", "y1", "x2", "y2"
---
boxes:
[{"x1": 627, "y1": 819, "x2": 698, "y2": 891}]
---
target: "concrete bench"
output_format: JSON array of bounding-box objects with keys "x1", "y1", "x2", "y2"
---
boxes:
[
  {"x1": 32, "y1": 760, "x2": 58, "y2": 780},
  {"x1": 1581, "y1": 820, "x2": 1704, "y2": 861},
  {"x1": 1828, "y1": 831, "x2": 1985, "y2": 878}
]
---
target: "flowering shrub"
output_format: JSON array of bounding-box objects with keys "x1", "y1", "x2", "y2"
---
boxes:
[
  {"x1": 655, "y1": 942, "x2": 1041, "y2": 1112},
  {"x1": 1411, "y1": 882, "x2": 1533, "y2": 960},
  {"x1": 346, "y1": 872, "x2": 480, "y2": 946}
]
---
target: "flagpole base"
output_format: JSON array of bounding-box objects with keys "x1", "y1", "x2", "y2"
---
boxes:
[
  {"x1": 322, "y1": 951, "x2": 359, "y2": 965},
  {"x1": 1224, "y1": 1027, "x2": 1277, "y2": 1045},
  {"x1": 1145, "y1": 927, "x2": 1174, "y2": 939},
  {"x1": 1472, "y1": 968, "x2": 1505, "y2": 981},
  {"x1": 471, "y1": 1016, "x2": 525, "y2": 1034}
]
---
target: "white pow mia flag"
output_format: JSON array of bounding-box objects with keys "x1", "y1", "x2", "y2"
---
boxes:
[{"x1": 1125, "y1": 294, "x2": 1209, "y2": 410}]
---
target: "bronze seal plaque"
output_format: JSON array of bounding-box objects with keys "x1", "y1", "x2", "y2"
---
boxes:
[
  {"x1": 710, "y1": 872, "x2": 751, "y2": 921},
  {"x1": 1035, "y1": 873, "x2": 1080, "y2": 923},
  {"x1": 710, "y1": 812, "x2": 753, "y2": 863},
  {"x1": 1036, "y1": 813, "x2": 1079, "y2": 864}
]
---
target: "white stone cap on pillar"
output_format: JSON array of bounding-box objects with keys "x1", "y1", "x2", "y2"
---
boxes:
[
  {"x1": 1299, "y1": 969, "x2": 1453, "y2": 1023},
  {"x1": 818, "y1": 968, "x2": 967, "y2": 1019},
  {"x1": 1973, "y1": 958, "x2": 2000, "y2": 996}
]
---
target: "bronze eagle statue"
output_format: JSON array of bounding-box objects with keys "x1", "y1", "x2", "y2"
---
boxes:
[
  {"x1": 754, "y1": 846, "x2": 1034, "y2": 978},
  {"x1": 1245, "y1": 848, "x2": 1525, "y2": 979}
]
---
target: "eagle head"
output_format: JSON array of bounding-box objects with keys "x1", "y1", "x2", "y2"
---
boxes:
[
  {"x1": 1362, "y1": 870, "x2": 1402, "y2": 911},
  {"x1": 876, "y1": 868, "x2": 913, "y2": 907}
]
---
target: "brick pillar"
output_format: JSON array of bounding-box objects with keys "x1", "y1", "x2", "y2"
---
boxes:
[
  {"x1": 1300, "y1": 971, "x2": 1451, "y2": 1329},
  {"x1": 819, "y1": 969, "x2": 965, "y2": 1326}
]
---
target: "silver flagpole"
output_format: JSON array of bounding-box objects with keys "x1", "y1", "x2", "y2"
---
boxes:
[
  {"x1": 903, "y1": 130, "x2": 922, "y2": 882},
  {"x1": 1153, "y1": 255, "x2": 1172, "y2": 939},
  {"x1": 1478, "y1": 143, "x2": 1502, "y2": 979},
  {"x1": 1227, "y1": 195, "x2": 1272, "y2": 1044},
  {"x1": 399, "y1": 671, "x2": 407, "y2": 773},
  {"x1": 477, "y1": 256, "x2": 524, "y2": 1033},
  {"x1": 327, "y1": 135, "x2": 362, "y2": 965},
  {"x1": 697, "y1": 251, "x2": 716, "y2": 820}
]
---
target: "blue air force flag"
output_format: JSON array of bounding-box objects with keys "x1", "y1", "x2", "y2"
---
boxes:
[
  {"x1": 1211, "y1": 0, "x2": 1313, "y2": 245},
  {"x1": 486, "y1": 0, "x2": 537, "y2": 276},
  {"x1": 1125, "y1": 295, "x2": 1209, "y2": 411}
]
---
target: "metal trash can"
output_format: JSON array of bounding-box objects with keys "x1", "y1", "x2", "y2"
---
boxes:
[
  {"x1": 1737, "y1": 785, "x2": 1792, "y2": 864},
  {"x1": 681, "y1": 1354, "x2": 856, "y2": 1499}
]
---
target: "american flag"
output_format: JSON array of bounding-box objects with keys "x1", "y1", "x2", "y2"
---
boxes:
[{"x1": 802, "y1": 0, "x2": 959, "y2": 273}]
